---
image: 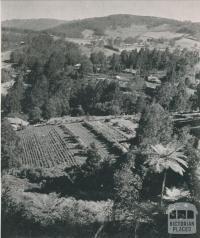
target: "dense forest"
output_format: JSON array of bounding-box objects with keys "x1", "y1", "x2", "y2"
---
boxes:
[
  {"x1": 46, "y1": 14, "x2": 180, "y2": 38},
  {"x1": 2, "y1": 33, "x2": 200, "y2": 123}
]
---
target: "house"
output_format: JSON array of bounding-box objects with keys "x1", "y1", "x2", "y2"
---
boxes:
[
  {"x1": 145, "y1": 82, "x2": 159, "y2": 90},
  {"x1": 122, "y1": 68, "x2": 137, "y2": 75},
  {"x1": 74, "y1": 63, "x2": 81, "y2": 70},
  {"x1": 11, "y1": 74, "x2": 17, "y2": 79},
  {"x1": 145, "y1": 81, "x2": 161, "y2": 96},
  {"x1": 84, "y1": 43, "x2": 93, "y2": 48},
  {"x1": 20, "y1": 41, "x2": 25, "y2": 45},
  {"x1": 118, "y1": 81, "x2": 130, "y2": 91},
  {"x1": 147, "y1": 75, "x2": 161, "y2": 84},
  {"x1": 115, "y1": 75, "x2": 121, "y2": 80}
]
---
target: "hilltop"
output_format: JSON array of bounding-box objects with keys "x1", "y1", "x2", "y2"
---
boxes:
[
  {"x1": 45, "y1": 14, "x2": 200, "y2": 41},
  {"x1": 2, "y1": 18, "x2": 66, "y2": 31},
  {"x1": 2, "y1": 14, "x2": 200, "y2": 54},
  {"x1": 2, "y1": 14, "x2": 200, "y2": 39}
]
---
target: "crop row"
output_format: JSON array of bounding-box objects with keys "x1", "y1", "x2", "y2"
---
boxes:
[
  {"x1": 85, "y1": 121, "x2": 127, "y2": 142},
  {"x1": 83, "y1": 121, "x2": 128, "y2": 154},
  {"x1": 18, "y1": 125, "x2": 79, "y2": 168},
  {"x1": 64, "y1": 123, "x2": 110, "y2": 158}
]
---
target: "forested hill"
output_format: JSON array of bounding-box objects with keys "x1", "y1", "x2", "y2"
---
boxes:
[
  {"x1": 3, "y1": 14, "x2": 200, "y2": 39},
  {"x1": 45, "y1": 14, "x2": 179, "y2": 36},
  {"x1": 2, "y1": 18, "x2": 67, "y2": 31},
  {"x1": 46, "y1": 14, "x2": 200, "y2": 39}
]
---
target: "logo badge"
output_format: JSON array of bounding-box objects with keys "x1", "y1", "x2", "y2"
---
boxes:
[{"x1": 166, "y1": 202, "x2": 198, "y2": 234}]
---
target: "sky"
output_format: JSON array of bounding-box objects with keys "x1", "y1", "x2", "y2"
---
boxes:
[{"x1": 1, "y1": 0, "x2": 200, "y2": 22}]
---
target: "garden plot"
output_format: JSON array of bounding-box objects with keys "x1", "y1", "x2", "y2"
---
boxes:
[
  {"x1": 64, "y1": 122, "x2": 111, "y2": 158},
  {"x1": 17, "y1": 116, "x2": 139, "y2": 169},
  {"x1": 84, "y1": 120, "x2": 127, "y2": 142},
  {"x1": 17, "y1": 125, "x2": 79, "y2": 168}
]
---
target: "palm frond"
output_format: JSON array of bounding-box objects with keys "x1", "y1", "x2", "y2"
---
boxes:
[
  {"x1": 163, "y1": 187, "x2": 190, "y2": 201},
  {"x1": 166, "y1": 161, "x2": 185, "y2": 175},
  {"x1": 147, "y1": 142, "x2": 187, "y2": 176}
]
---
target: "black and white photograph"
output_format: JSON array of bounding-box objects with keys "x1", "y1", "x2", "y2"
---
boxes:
[{"x1": 1, "y1": 1, "x2": 200, "y2": 237}]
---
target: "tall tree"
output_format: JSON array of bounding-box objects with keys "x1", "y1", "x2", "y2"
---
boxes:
[
  {"x1": 1, "y1": 119, "x2": 22, "y2": 171},
  {"x1": 157, "y1": 82, "x2": 177, "y2": 110},
  {"x1": 110, "y1": 54, "x2": 121, "y2": 72},
  {"x1": 4, "y1": 77, "x2": 25, "y2": 114},
  {"x1": 196, "y1": 83, "x2": 200, "y2": 110},
  {"x1": 145, "y1": 143, "x2": 188, "y2": 206},
  {"x1": 136, "y1": 103, "x2": 173, "y2": 146},
  {"x1": 172, "y1": 81, "x2": 189, "y2": 112}
]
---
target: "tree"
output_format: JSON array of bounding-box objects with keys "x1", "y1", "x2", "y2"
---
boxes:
[
  {"x1": 110, "y1": 54, "x2": 121, "y2": 72},
  {"x1": 44, "y1": 97, "x2": 63, "y2": 119},
  {"x1": 113, "y1": 156, "x2": 159, "y2": 238},
  {"x1": 82, "y1": 143, "x2": 102, "y2": 177},
  {"x1": 128, "y1": 49, "x2": 138, "y2": 68},
  {"x1": 114, "y1": 161, "x2": 142, "y2": 210},
  {"x1": 90, "y1": 52, "x2": 99, "y2": 65},
  {"x1": 65, "y1": 43, "x2": 82, "y2": 65},
  {"x1": 79, "y1": 56, "x2": 93, "y2": 75},
  {"x1": 90, "y1": 52, "x2": 107, "y2": 73},
  {"x1": 29, "y1": 107, "x2": 42, "y2": 123},
  {"x1": 136, "y1": 103, "x2": 173, "y2": 146},
  {"x1": 5, "y1": 78, "x2": 25, "y2": 114},
  {"x1": 157, "y1": 82, "x2": 177, "y2": 110},
  {"x1": 135, "y1": 94, "x2": 147, "y2": 113},
  {"x1": 28, "y1": 74, "x2": 49, "y2": 110},
  {"x1": 196, "y1": 83, "x2": 200, "y2": 110},
  {"x1": 1, "y1": 119, "x2": 22, "y2": 171},
  {"x1": 172, "y1": 81, "x2": 189, "y2": 112},
  {"x1": 120, "y1": 50, "x2": 129, "y2": 68},
  {"x1": 44, "y1": 51, "x2": 65, "y2": 77},
  {"x1": 145, "y1": 143, "x2": 188, "y2": 206}
]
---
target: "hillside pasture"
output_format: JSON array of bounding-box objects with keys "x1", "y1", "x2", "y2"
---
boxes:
[
  {"x1": 142, "y1": 31, "x2": 183, "y2": 40},
  {"x1": 175, "y1": 37, "x2": 200, "y2": 50},
  {"x1": 105, "y1": 24, "x2": 147, "y2": 39}
]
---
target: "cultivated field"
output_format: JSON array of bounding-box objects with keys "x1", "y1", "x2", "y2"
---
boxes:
[
  {"x1": 18, "y1": 125, "x2": 80, "y2": 168},
  {"x1": 17, "y1": 116, "x2": 139, "y2": 168}
]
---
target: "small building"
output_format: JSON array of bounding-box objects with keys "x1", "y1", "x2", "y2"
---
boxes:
[
  {"x1": 115, "y1": 75, "x2": 121, "y2": 80},
  {"x1": 11, "y1": 74, "x2": 17, "y2": 79},
  {"x1": 147, "y1": 75, "x2": 161, "y2": 84},
  {"x1": 119, "y1": 81, "x2": 129, "y2": 91},
  {"x1": 26, "y1": 69, "x2": 31, "y2": 73},
  {"x1": 6, "y1": 117, "x2": 29, "y2": 130},
  {"x1": 20, "y1": 41, "x2": 25, "y2": 45},
  {"x1": 84, "y1": 43, "x2": 93, "y2": 48},
  {"x1": 122, "y1": 68, "x2": 137, "y2": 75},
  {"x1": 74, "y1": 63, "x2": 81, "y2": 70}
]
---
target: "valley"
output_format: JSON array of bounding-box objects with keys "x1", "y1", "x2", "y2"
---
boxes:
[{"x1": 1, "y1": 13, "x2": 200, "y2": 238}]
